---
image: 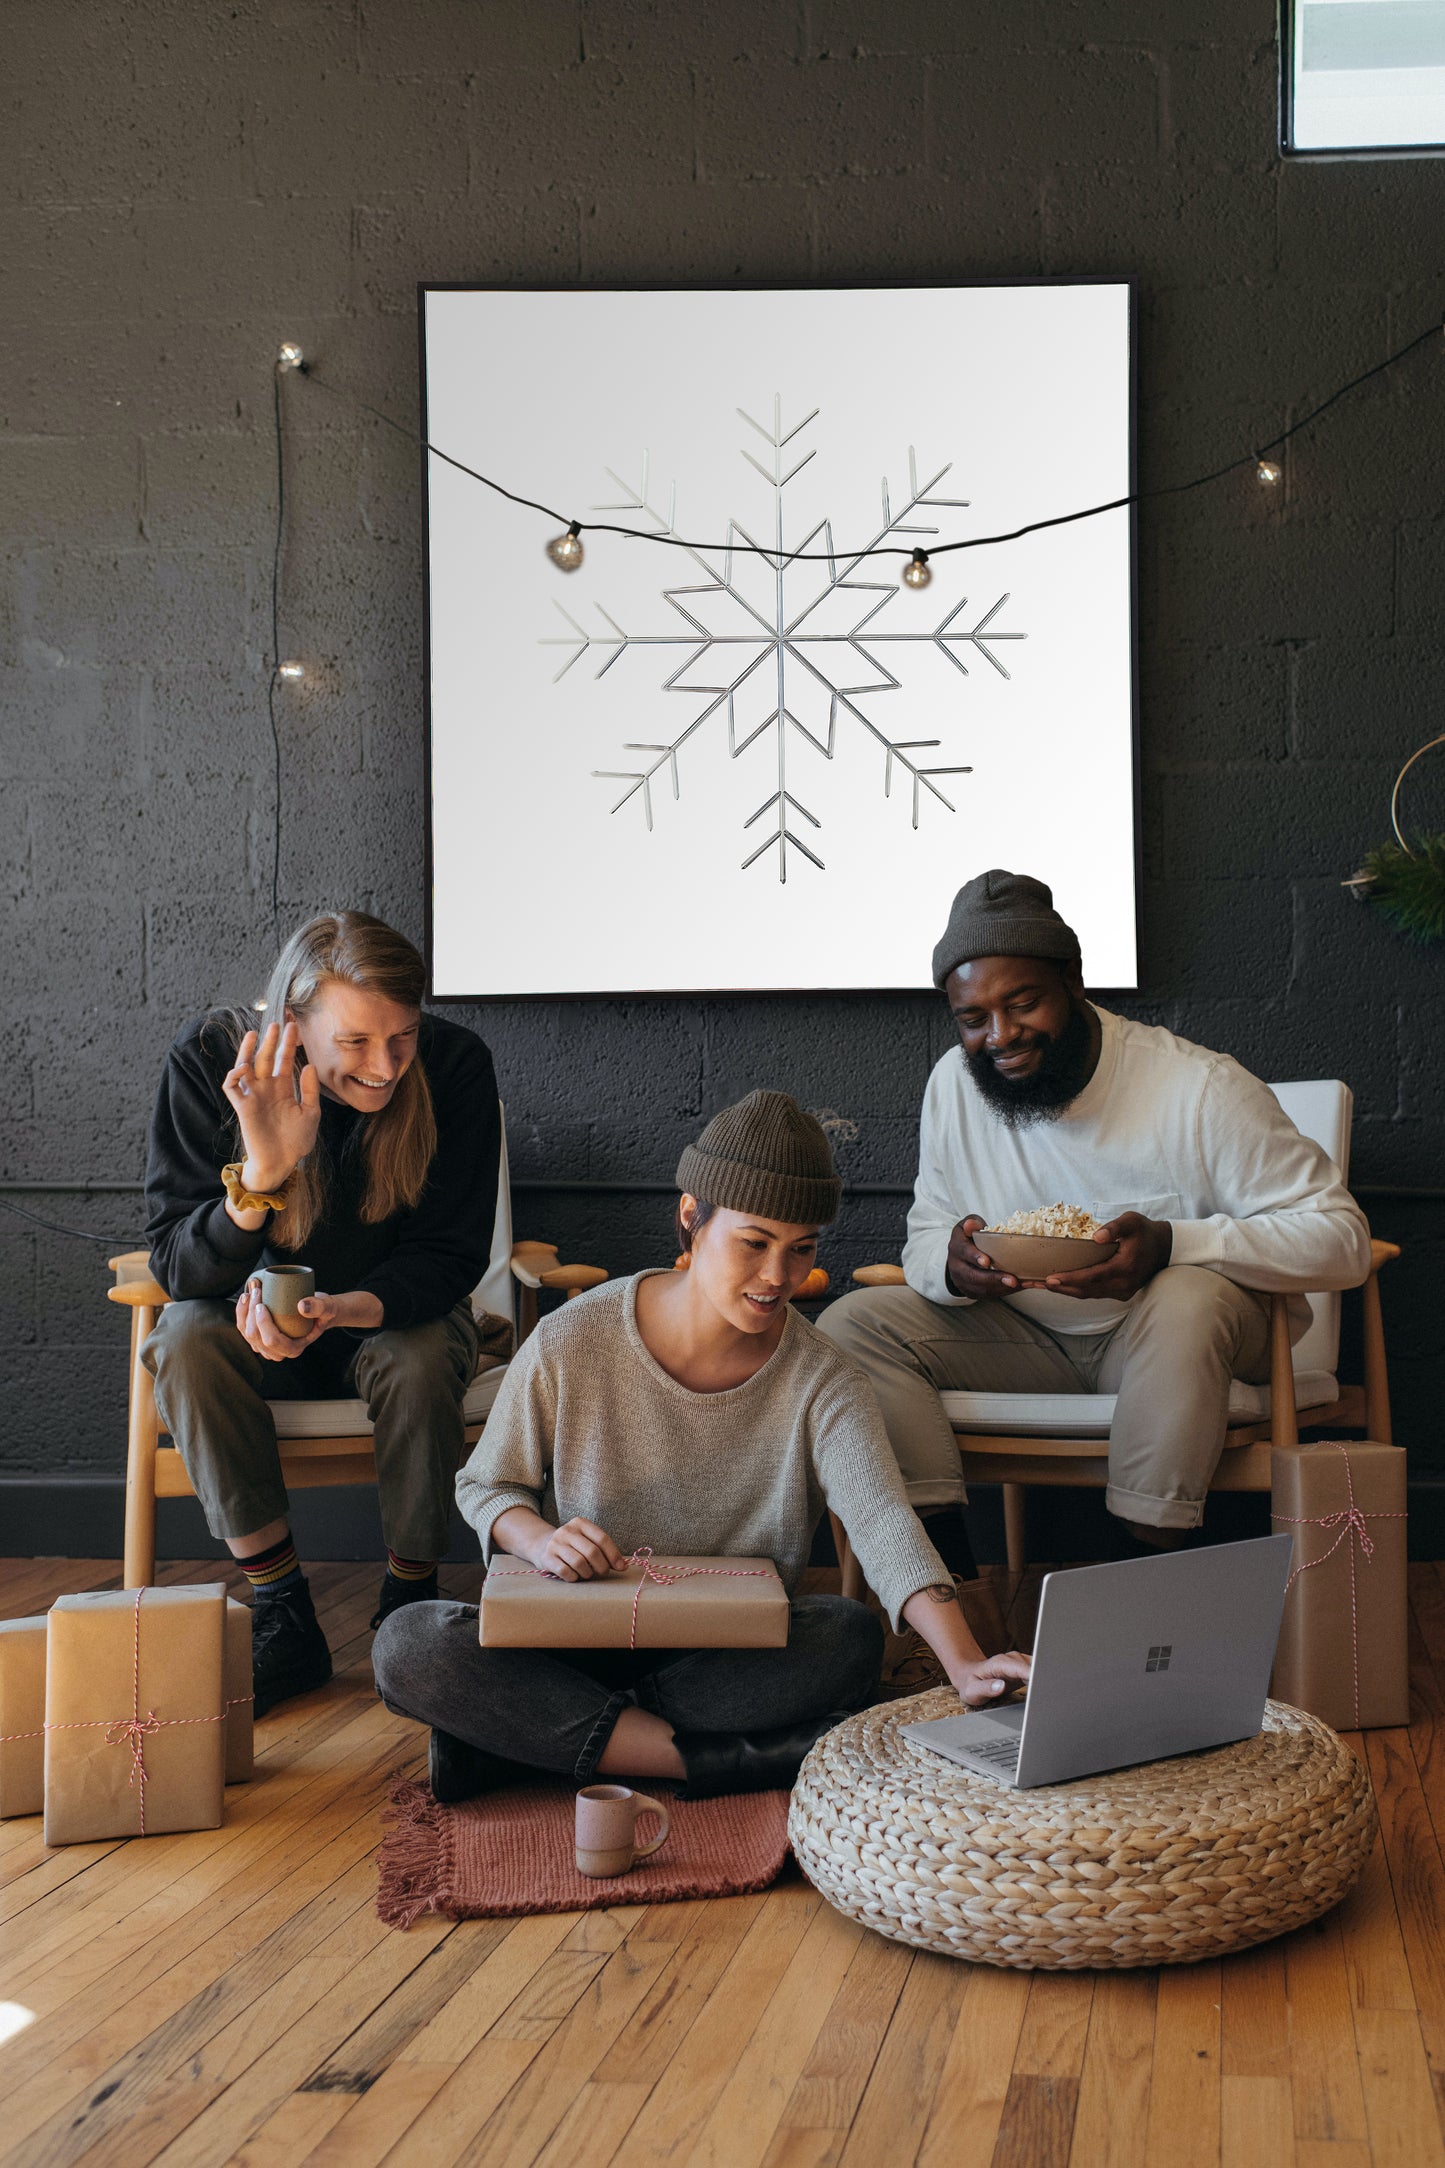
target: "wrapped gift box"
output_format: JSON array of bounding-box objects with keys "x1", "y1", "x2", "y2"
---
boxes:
[
  {"x1": 1271, "y1": 1440, "x2": 1408, "y2": 1732},
  {"x1": 44, "y1": 1584, "x2": 227, "y2": 1845},
  {"x1": 0, "y1": 1616, "x2": 47, "y2": 1819},
  {"x1": 480, "y1": 1554, "x2": 789, "y2": 1649},
  {"x1": 224, "y1": 1598, "x2": 254, "y2": 1784}
]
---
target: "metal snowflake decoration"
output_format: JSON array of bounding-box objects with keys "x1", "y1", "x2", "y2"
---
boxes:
[{"x1": 543, "y1": 397, "x2": 1025, "y2": 880}]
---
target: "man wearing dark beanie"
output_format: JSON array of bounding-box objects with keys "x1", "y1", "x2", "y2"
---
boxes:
[{"x1": 818, "y1": 869, "x2": 1372, "y2": 1547}]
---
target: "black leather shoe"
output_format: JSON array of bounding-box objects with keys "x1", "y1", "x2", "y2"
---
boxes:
[
  {"x1": 251, "y1": 1585, "x2": 333, "y2": 1719},
  {"x1": 370, "y1": 1571, "x2": 440, "y2": 1631},
  {"x1": 428, "y1": 1727, "x2": 534, "y2": 1805},
  {"x1": 672, "y1": 1709, "x2": 851, "y2": 1800}
]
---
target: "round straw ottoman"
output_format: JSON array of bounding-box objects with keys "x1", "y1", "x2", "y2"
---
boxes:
[{"x1": 789, "y1": 1691, "x2": 1375, "y2": 1970}]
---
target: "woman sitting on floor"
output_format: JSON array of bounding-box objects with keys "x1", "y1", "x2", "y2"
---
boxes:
[{"x1": 373, "y1": 1090, "x2": 1030, "y2": 1801}]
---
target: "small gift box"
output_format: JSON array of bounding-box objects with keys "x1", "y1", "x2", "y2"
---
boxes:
[
  {"x1": 480, "y1": 1550, "x2": 790, "y2": 1650},
  {"x1": 224, "y1": 1598, "x2": 254, "y2": 1784},
  {"x1": 44, "y1": 1584, "x2": 227, "y2": 1846},
  {"x1": 0, "y1": 1616, "x2": 47, "y2": 1819},
  {"x1": 1271, "y1": 1440, "x2": 1408, "y2": 1732}
]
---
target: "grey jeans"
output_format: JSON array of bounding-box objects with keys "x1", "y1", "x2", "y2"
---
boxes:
[
  {"x1": 815, "y1": 1265, "x2": 1272, "y2": 1530},
  {"x1": 371, "y1": 1593, "x2": 884, "y2": 1783},
  {"x1": 143, "y1": 1297, "x2": 481, "y2": 1557}
]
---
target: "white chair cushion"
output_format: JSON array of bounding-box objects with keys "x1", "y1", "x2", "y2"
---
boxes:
[
  {"x1": 941, "y1": 1371, "x2": 1339, "y2": 1439},
  {"x1": 266, "y1": 1362, "x2": 509, "y2": 1441}
]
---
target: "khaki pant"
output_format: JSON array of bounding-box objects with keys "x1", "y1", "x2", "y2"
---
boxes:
[
  {"x1": 815, "y1": 1266, "x2": 1272, "y2": 1530},
  {"x1": 143, "y1": 1297, "x2": 481, "y2": 1557}
]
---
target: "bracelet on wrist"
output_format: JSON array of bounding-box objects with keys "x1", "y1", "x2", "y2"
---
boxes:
[{"x1": 221, "y1": 1161, "x2": 295, "y2": 1214}]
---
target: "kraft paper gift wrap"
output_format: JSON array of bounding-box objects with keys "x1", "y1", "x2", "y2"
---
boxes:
[
  {"x1": 1271, "y1": 1440, "x2": 1408, "y2": 1733},
  {"x1": 224, "y1": 1598, "x2": 254, "y2": 1784},
  {"x1": 480, "y1": 1554, "x2": 790, "y2": 1650},
  {"x1": 44, "y1": 1584, "x2": 227, "y2": 1846},
  {"x1": 0, "y1": 1616, "x2": 47, "y2": 1819}
]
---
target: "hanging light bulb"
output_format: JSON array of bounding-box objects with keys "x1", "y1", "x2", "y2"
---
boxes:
[
  {"x1": 1256, "y1": 457, "x2": 1282, "y2": 486},
  {"x1": 546, "y1": 521, "x2": 584, "y2": 572},
  {"x1": 275, "y1": 659, "x2": 305, "y2": 681},
  {"x1": 901, "y1": 548, "x2": 932, "y2": 590},
  {"x1": 276, "y1": 342, "x2": 306, "y2": 372}
]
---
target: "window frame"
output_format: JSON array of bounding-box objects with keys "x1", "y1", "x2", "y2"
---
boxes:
[{"x1": 1280, "y1": 0, "x2": 1445, "y2": 158}]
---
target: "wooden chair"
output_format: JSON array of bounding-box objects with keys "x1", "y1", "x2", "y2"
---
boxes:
[
  {"x1": 108, "y1": 1112, "x2": 606, "y2": 1588},
  {"x1": 838, "y1": 1078, "x2": 1400, "y2": 1588}
]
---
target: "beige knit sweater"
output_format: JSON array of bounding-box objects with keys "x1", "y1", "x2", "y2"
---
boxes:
[{"x1": 455, "y1": 1271, "x2": 947, "y2": 1630}]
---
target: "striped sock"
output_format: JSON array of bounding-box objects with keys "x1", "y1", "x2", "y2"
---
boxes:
[
  {"x1": 240, "y1": 1532, "x2": 304, "y2": 1599},
  {"x1": 385, "y1": 1550, "x2": 437, "y2": 1584}
]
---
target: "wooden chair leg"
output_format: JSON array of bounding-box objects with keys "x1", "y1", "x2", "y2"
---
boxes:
[
  {"x1": 1361, "y1": 1270, "x2": 1393, "y2": 1443},
  {"x1": 123, "y1": 1303, "x2": 160, "y2": 1589},
  {"x1": 1003, "y1": 1484, "x2": 1027, "y2": 1576},
  {"x1": 829, "y1": 1512, "x2": 865, "y2": 1602},
  {"x1": 1268, "y1": 1293, "x2": 1299, "y2": 1452}
]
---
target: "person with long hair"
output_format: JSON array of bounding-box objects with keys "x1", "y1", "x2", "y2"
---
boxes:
[
  {"x1": 143, "y1": 911, "x2": 502, "y2": 1715},
  {"x1": 373, "y1": 1092, "x2": 1029, "y2": 1802}
]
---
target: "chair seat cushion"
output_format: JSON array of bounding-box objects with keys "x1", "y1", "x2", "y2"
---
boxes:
[
  {"x1": 939, "y1": 1371, "x2": 1339, "y2": 1438},
  {"x1": 266, "y1": 1362, "x2": 509, "y2": 1441}
]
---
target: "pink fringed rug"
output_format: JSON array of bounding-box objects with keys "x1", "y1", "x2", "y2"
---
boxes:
[{"x1": 376, "y1": 1778, "x2": 792, "y2": 1927}]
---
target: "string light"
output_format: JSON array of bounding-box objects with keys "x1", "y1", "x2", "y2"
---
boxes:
[
  {"x1": 276, "y1": 342, "x2": 307, "y2": 373},
  {"x1": 274, "y1": 659, "x2": 305, "y2": 681},
  {"x1": 294, "y1": 316, "x2": 1442, "y2": 568},
  {"x1": 546, "y1": 521, "x2": 584, "y2": 572},
  {"x1": 901, "y1": 548, "x2": 932, "y2": 590}
]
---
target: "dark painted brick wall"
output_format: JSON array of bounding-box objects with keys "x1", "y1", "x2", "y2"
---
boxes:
[{"x1": 3, "y1": 0, "x2": 1443, "y2": 1508}]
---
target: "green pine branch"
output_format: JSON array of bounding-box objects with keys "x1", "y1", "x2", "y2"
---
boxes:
[{"x1": 1359, "y1": 832, "x2": 1445, "y2": 944}]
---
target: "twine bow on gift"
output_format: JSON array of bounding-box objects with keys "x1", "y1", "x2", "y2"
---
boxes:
[
  {"x1": 491, "y1": 1545, "x2": 773, "y2": 1650},
  {"x1": 1275, "y1": 1443, "x2": 1407, "y2": 1730}
]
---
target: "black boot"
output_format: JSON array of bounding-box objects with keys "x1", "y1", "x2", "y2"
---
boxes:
[
  {"x1": 428, "y1": 1727, "x2": 535, "y2": 1805},
  {"x1": 251, "y1": 1583, "x2": 333, "y2": 1719},
  {"x1": 672, "y1": 1709, "x2": 851, "y2": 1801},
  {"x1": 371, "y1": 1570, "x2": 440, "y2": 1631}
]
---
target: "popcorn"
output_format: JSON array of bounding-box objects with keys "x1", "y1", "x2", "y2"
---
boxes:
[{"x1": 988, "y1": 1203, "x2": 1102, "y2": 1239}]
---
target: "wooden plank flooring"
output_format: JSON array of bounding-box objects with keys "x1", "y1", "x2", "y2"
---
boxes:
[{"x1": 2, "y1": 1557, "x2": 1445, "y2": 2167}]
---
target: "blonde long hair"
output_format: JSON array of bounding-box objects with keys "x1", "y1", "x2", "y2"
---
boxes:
[{"x1": 227, "y1": 913, "x2": 438, "y2": 1250}]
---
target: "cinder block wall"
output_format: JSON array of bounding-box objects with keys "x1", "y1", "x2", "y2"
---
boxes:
[{"x1": 4, "y1": 1, "x2": 1443, "y2": 1539}]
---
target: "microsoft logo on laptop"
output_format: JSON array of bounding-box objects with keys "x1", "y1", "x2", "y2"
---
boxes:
[{"x1": 1145, "y1": 1644, "x2": 1173, "y2": 1673}]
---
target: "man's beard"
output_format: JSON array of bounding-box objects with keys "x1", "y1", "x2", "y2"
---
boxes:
[{"x1": 965, "y1": 1002, "x2": 1096, "y2": 1127}]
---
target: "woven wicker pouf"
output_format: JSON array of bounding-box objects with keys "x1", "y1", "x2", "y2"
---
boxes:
[{"x1": 789, "y1": 1691, "x2": 1376, "y2": 1970}]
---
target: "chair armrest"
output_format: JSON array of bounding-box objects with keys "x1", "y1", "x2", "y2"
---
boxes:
[
  {"x1": 852, "y1": 1263, "x2": 906, "y2": 1288},
  {"x1": 1370, "y1": 1238, "x2": 1401, "y2": 1273},
  {"x1": 510, "y1": 1242, "x2": 606, "y2": 1296},
  {"x1": 107, "y1": 1251, "x2": 170, "y2": 1308}
]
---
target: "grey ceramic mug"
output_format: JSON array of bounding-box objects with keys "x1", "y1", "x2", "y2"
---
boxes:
[{"x1": 257, "y1": 1264, "x2": 315, "y2": 1339}]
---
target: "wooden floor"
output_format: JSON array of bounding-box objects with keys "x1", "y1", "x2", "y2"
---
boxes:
[{"x1": 4, "y1": 1558, "x2": 1445, "y2": 2168}]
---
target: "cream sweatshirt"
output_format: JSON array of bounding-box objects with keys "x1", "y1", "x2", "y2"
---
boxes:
[
  {"x1": 455, "y1": 1271, "x2": 948, "y2": 1630},
  {"x1": 903, "y1": 1007, "x2": 1372, "y2": 1339}
]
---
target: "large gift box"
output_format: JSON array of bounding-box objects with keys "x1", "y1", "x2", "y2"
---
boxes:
[
  {"x1": 480, "y1": 1552, "x2": 790, "y2": 1649},
  {"x1": 44, "y1": 1584, "x2": 227, "y2": 1845},
  {"x1": 0, "y1": 1616, "x2": 47, "y2": 1818},
  {"x1": 1271, "y1": 1440, "x2": 1408, "y2": 1732},
  {"x1": 224, "y1": 1598, "x2": 254, "y2": 1784}
]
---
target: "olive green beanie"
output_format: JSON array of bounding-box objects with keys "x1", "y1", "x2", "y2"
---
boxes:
[{"x1": 675, "y1": 1090, "x2": 842, "y2": 1226}]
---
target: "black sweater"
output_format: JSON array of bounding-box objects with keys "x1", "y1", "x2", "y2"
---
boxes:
[{"x1": 145, "y1": 1013, "x2": 501, "y2": 1331}]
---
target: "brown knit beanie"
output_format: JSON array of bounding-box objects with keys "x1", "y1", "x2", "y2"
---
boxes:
[
  {"x1": 675, "y1": 1090, "x2": 842, "y2": 1226},
  {"x1": 932, "y1": 867, "x2": 1082, "y2": 988}
]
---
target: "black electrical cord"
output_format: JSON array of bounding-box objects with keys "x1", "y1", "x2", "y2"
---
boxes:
[
  {"x1": 298, "y1": 316, "x2": 1442, "y2": 565},
  {"x1": 0, "y1": 1196, "x2": 142, "y2": 1247}
]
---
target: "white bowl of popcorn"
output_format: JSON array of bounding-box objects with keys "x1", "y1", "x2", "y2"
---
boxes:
[{"x1": 972, "y1": 1204, "x2": 1118, "y2": 1280}]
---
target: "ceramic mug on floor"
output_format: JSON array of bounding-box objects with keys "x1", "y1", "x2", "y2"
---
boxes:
[
  {"x1": 574, "y1": 1784, "x2": 671, "y2": 1878},
  {"x1": 257, "y1": 1265, "x2": 315, "y2": 1339}
]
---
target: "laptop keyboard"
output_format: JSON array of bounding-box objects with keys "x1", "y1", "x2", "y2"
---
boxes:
[{"x1": 961, "y1": 1733, "x2": 1021, "y2": 1775}]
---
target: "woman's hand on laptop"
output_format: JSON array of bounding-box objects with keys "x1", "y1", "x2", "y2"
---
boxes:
[{"x1": 902, "y1": 1582, "x2": 1032, "y2": 1705}]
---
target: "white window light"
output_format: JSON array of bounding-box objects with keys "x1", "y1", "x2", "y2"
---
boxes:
[{"x1": 1287, "y1": 0, "x2": 1445, "y2": 154}]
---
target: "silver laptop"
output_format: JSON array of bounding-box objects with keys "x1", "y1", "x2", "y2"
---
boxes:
[{"x1": 901, "y1": 1535, "x2": 1292, "y2": 1789}]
